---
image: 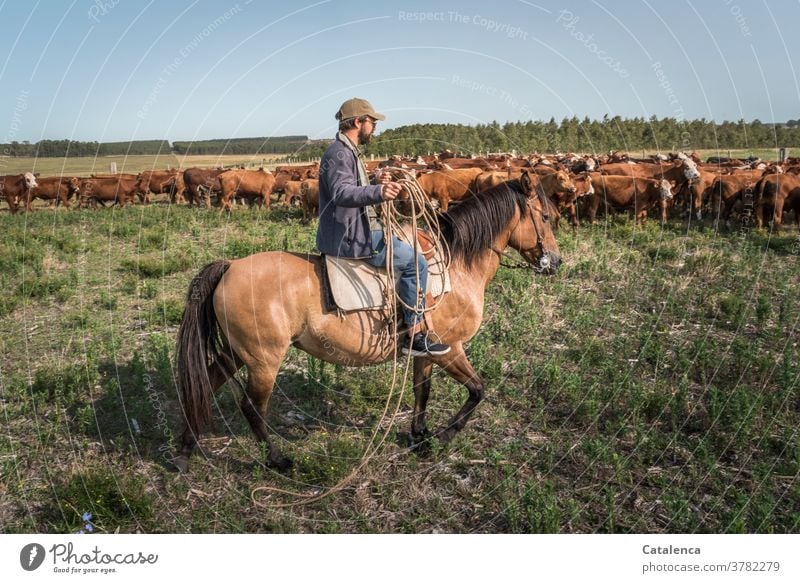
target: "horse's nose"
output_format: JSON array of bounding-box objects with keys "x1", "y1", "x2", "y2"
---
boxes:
[{"x1": 540, "y1": 252, "x2": 561, "y2": 274}]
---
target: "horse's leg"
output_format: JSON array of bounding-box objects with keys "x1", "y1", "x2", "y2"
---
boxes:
[
  {"x1": 176, "y1": 350, "x2": 243, "y2": 472},
  {"x1": 430, "y1": 346, "x2": 485, "y2": 444},
  {"x1": 411, "y1": 357, "x2": 433, "y2": 443},
  {"x1": 240, "y1": 347, "x2": 292, "y2": 472}
]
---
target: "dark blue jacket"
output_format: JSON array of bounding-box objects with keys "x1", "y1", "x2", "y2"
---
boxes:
[{"x1": 316, "y1": 135, "x2": 383, "y2": 258}]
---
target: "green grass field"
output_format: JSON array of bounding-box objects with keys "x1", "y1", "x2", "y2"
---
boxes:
[{"x1": 0, "y1": 202, "x2": 798, "y2": 533}]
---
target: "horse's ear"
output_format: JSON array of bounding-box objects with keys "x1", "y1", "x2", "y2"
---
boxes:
[{"x1": 520, "y1": 170, "x2": 533, "y2": 196}]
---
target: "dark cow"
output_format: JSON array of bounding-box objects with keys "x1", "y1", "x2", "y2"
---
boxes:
[
  {"x1": 707, "y1": 170, "x2": 764, "y2": 228},
  {"x1": 755, "y1": 173, "x2": 800, "y2": 230},
  {"x1": 79, "y1": 175, "x2": 139, "y2": 209},
  {"x1": 183, "y1": 167, "x2": 225, "y2": 207},
  {"x1": 135, "y1": 170, "x2": 185, "y2": 204},
  {"x1": 584, "y1": 174, "x2": 674, "y2": 223}
]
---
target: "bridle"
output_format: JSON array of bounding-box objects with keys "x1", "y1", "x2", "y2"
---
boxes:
[{"x1": 491, "y1": 186, "x2": 552, "y2": 271}]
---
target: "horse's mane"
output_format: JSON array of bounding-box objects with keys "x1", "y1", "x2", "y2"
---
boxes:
[{"x1": 439, "y1": 179, "x2": 528, "y2": 268}]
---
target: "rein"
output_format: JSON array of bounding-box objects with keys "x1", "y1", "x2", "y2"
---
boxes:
[
  {"x1": 489, "y1": 185, "x2": 551, "y2": 272},
  {"x1": 491, "y1": 246, "x2": 539, "y2": 270}
]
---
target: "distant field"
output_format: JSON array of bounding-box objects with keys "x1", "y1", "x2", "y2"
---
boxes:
[
  {"x1": 0, "y1": 153, "x2": 290, "y2": 177},
  {"x1": 641, "y1": 148, "x2": 788, "y2": 162},
  {"x1": 0, "y1": 148, "x2": 790, "y2": 179}
]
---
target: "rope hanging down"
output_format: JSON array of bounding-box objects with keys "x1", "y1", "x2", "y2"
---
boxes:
[
  {"x1": 380, "y1": 168, "x2": 451, "y2": 316},
  {"x1": 250, "y1": 169, "x2": 446, "y2": 509}
]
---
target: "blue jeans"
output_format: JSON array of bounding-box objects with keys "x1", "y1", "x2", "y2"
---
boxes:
[{"x1": 364, "y1": 230, "x2": 427, "y2": 326}]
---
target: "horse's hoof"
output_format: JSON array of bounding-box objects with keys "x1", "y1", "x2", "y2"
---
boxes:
[
  {"x1": 172, "y1": 455, "x2": 190, "y2": 474},
  {"x1": 410, "y1": 439, "x2": 432, "y2": 456},
  {"x1": 436, "y1": 428, "x2": 457, "y2": 445},
  {"x1": 268, "y1": 455, "x2": 293, "y2": 474},
  {"x1": 409, "y1": 430, "x2": 434, "y2": 454}
]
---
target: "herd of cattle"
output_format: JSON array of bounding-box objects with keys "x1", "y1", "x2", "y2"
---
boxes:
[{"x1": 1, "y1": 149, "x2": 799, "y2": 231}]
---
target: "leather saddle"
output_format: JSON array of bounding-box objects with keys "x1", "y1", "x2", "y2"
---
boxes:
[{"x1": 321, "y1": 227, "x2": 450, "y2": 313}]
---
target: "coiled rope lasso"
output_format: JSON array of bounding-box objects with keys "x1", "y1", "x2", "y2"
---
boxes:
[{"x1": 250, "y1": 168, "x2": 448, "y2": 509}]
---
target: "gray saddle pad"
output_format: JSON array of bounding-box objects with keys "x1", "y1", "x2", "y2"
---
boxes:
[{"x1": 325, "y1": 233, "x2": 450, "y2": 312}]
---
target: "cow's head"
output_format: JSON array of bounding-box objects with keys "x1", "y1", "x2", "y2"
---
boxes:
[
  {"x1": 659, "y1": 179, "x2": 674, "y2": 200},
  {"x1": 24, "y1": 172, "x2": 37, "y2": 189},
  {"x1": 679, "y1": 158, "x2": 700, "y2": 180},
  {"x1": 574, "y1": 174, "x2": 594, "y2": 197},
  {"x1": 553, "y1": 170, "x2": 577, "y2": 195},
  {"x1": 69, "y1": 176, "x2": 81, "y2": 195}
]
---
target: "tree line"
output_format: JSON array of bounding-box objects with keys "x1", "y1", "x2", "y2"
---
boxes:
[
  {"x1": 0, "y1": 139, "x2": 172, "y2": 157},
  {"x1": 0, "y1": 136, "x2": 311, "y2": 158},
  {"x1": 171, "y1": 136, "x2": 310, "y2": 155},
  {"x1": 364, "y1": 117, "x2": 800, "y2": 157},
  {"x1": 3, "y1": 117, "x2": 798, "y2": 159}
]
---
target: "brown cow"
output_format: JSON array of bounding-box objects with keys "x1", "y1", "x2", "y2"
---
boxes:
[
  {"x1": 601, "y1": 158, "x2": 700, "y2": 183},
  {"x1": 274, "y1": 163, "x2": 319, "y2": 179},
  {"x1": 183, "y1": 167, "x2": 225, "y2": 207},
  {"x1": 412, "y1": 167, "x2": 485, "y2": 211},
  {"x1": 707, "y1": 170, "x2": 764, "y2": 228},
  {"x1": 530, "y1": 171, "x2": 577, "y2": 229},
  {"x1": 680, "y1": 169, "x2": 718, "y2": 221},
  {"x1": 584, "y1": 174, "x2": 673, "y2": 223},
  {"x1": 472, "y1": 169, "x2": 576, "y2": 228},
  {"x1": 273, "y1": 163, "x2": 319, "y2": 199},
  {"x1": 429, "y1": 157, "x2": 496, "y2": 170},
  {"x1": 0, "y1": 173, "x2": 38, "y2": 213},
  {"x1": 534, "y1": 170, "x2": 577, "y2": 200},
  {"x1": 558, "y1": 173, "x2": 593, "y2": 229},
  {"x1": 458, "y1": 168, "x2": 576, "y2": 227},
  {"x1": 26, "y1": 176, "x2": 80, "y2": 210},
  {"x1": 531, "y1": 164, "x2": 560, "y2": 175},
  {"x1": 135, "y1": 170, "x2": 185, "y2": 204},
  {"x1": 218, "y1": 169, "x2": 275, "y2": 210},
  {"x1": 473, "y1": 170, "x2": 510, "y2": 193},
  {"x1": 755, "y1": 173, "x2": 800, "y2": 230},
  {"x1": 300, "y1": 178, "x2": 319, "y2": 223},
  {"x1": 281, "y1": 180, "x2": 303, "y2": 206},
  {"x1": 79, "y1": 175, "x2": 139, "y2": 209}
]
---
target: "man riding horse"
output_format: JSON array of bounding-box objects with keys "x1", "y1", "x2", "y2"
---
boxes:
[{"x1": 316, "y1": 98, "x2": 450, "y2": 357}]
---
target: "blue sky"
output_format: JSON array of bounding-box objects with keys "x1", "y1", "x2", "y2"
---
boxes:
[{"x1": 1, "y1": 0, "x2": 798, "y2": 143}]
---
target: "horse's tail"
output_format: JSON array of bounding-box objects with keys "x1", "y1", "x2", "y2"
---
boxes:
[{"x1": 176, "y1": 260, "x2": 231, "y2": 436}]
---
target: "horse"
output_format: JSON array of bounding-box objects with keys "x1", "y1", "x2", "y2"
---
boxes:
[{"x1": 174, "y1": 170, "x2": 562, "y2": 473}]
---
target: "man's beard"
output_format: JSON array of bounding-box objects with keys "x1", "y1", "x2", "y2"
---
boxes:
[{"x1": 358, "y1": 126, "x2": 372, "y2": 145}]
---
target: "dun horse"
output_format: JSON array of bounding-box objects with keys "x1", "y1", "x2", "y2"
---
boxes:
[{"x1": 175, "y1": 170, "x2": 561, "y2": 472}]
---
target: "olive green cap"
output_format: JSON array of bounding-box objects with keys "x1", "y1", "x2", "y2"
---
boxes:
[{"x1": 335, "y1": 98, "x2": 386, "y2": 121}]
